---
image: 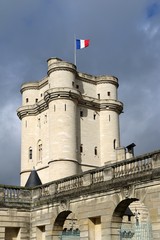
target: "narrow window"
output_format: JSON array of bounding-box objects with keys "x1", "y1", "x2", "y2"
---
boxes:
[
  {"x1": 38, "y1": 118, "x2": 41, "y2": 128},
  {"x1": 93, "y1": 113, "x2": 96, "y2": 120},
  {"x1": 107, "y1": 91, "x2": 110, "y2": 96},
  {"x1": 80, "y1": 110, "x2": 83, "y2": 117},
  {"x1": 41, "y1": 93, "x2": 43, "y2": 97},
  {"x1": 72, "y1": 81, "x2": 74, "y2": 87},
  {"x1": 98, "y1": 94, "x2": 100, "y2": 99},
  {"x1": 76, "y1": 85, "x2": 79, "y2": 89},
  {"x1": 109, "y1": 114, "x2": 110, "y2": 122},
  {"x1": 94, "y1": 147, "x2": 97, "y2": 155},
  {"x1": 35, "y1": 98, "x2": 38, "y2": 103},
  {"x1": 44, "y1": 114, "x2": 47, "y2": 123},
  {"x1": 38, "y1": 141, "x2": 43, "y2": 162},
  {"x1": 113, "y1": 139, "x2": 116, "y2": 149},
  {"x1": 54, "y1": 105, "x2": 56, "y2": 112},
  {"x1": 26, "y1": 98, "x2": 29, "y2": 103},
  {"x1": 29, "y1": 147, "x2": 32, "y2": 160},
  {"x1": 80, "y1": 144, "x2": 83, "y2": 153},
  {"x1": 25, "y1": 120, "x2": 27, "y2": 128},
  {"x1": 64, "y1": 104, "x2": 66, "y2": 111}
]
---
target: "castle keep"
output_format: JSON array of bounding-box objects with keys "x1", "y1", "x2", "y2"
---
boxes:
[
  {"x1": 0, "y1": 58, "x2": 160, "y2": 239},
  {"x1": 17, "y1": 58, "x2": 124, "y2": 186}
]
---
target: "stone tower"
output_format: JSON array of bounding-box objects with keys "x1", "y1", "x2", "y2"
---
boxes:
[{"x1": 17, "y1": 58, "x2": 124, "y2": 186}]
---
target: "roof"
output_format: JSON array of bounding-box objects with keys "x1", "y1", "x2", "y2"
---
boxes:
[
  {"x1": 124, "y1": 207, "x2": 134, "y2": 217},
  {"x1": 25, "y1": 169, "x2": 42, "y2": 188}
]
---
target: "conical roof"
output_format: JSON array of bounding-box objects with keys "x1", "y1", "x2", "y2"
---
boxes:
[
  {"x1": 124, "y1": 207, "x2": 134, "y2": 217},
  {"x1": 25, "y1": 169, "x2": 42, "y2": 187}
]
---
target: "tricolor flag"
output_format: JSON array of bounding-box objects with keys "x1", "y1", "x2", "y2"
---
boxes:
[{"x1": 76, "y1": 39, "x2": 90, "y2": 50}]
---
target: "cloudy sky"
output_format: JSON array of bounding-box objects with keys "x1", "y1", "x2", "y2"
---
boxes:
[{"x1": 0, "y1": 0, "x2": 160, "y2": 185}]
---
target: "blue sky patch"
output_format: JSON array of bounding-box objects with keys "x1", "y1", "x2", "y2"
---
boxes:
[{"x1": 147, "y1": 2, "x2": 160, "y2": 18}]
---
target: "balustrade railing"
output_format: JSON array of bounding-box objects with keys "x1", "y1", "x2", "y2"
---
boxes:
[
  {"x1": 113, "y1": 157, "x2": 152, "y2": 178},
  {"x1": 0, "y1": 150, "x2": 160, "y2": 203}
]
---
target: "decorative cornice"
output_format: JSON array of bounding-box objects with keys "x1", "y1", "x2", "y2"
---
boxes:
[{"x1": 17, "y1": 88, "x2": 123, "y2": 119}]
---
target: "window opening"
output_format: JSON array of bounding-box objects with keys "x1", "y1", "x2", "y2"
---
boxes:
[
  {"x1": 65, "y1": 104, "x2": 67, "y2": 111},
  {"x1": 72, "y1": 81, "x2": 74, "y2": 87},
  {"x1": 35, "y1": 98, "x2": 38, "y2": 103},
  {"x1": 93, "y1": 113, "x2": 96, "y2": 120},
  {"x1": 44, "y1": 114, "x2": 47, "y2": 123},
  {"x1": 29, "y1": 147, "x2": 32, "y2": 160},
  {"x1": 113, "y1": 139, "x2": 116, "y2": 149},
  {"x1": 98, "y1": 94, "x2": 100, "y2": 99},
  {"x1": 94, "y1": 147, "x2": 97, "y2": 155},
  {"x1": 80, "y1": 110, "x2": 83, "y2": 117},
  {"x1": 38, "y1": 118, "x2": 41, "y2": 128},
  {"x1": 26, "y1": 98, "x2": 29, "y2": 103},
  {"x1": 38, "y1": 141, "x2": 43, "y2": 162},
  {"x1": 54, "y1": 105, "x2": 56, "y2": 112},
  {"x1": 76, "y1": 85, "x2": 79, "y2": 89},
  {"x1": 109, "y1": 114, "x2": 111, "y2": 121},
  {"x1": 80, "y1": 144, "x2": 83, "y2": 153},
  {"x1": 107, "y1": 91, "x2": 111, "y2": 96}
]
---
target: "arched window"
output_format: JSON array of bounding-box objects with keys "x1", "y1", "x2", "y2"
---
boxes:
[
  {"x1": 29, "y1": 147, "x2": 32, "y2": 160},
  {"x1": 37, "y1": 140, "x2": 43, "y2": 162}
]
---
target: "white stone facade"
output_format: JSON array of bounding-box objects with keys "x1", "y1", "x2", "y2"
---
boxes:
[{"x1": 17, "y1": 58, "x2": 123, "y2": 186}]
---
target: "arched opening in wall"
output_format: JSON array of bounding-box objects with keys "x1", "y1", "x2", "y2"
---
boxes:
[
  {"x1": 52, "y1": 211, "x2": 80, "y2": 240},
  {"x1": 111, "y1": 199, "x2": 153, "y2": 240}
]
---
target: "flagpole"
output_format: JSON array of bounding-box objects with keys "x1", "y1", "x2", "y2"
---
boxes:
[{"x1": 74, "y1": 34, "x2": 76, "y2": 66}]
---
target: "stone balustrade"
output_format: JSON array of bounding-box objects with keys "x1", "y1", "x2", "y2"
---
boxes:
[{"x1": 1, "y1": 150, "x2": 160, "y2": 206}]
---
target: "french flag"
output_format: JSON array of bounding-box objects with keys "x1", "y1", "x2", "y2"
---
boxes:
[{"x1": 76, "y1": 39, "x2": 90, "y2": 49}]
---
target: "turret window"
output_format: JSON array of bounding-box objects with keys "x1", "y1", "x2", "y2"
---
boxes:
[
  {"x1": 29, "y1": 147, "x2": 32, "y2": 160},
  {"x1": 35, "y1": 98, "x2": 38, "y2": 103},
  {"x1": 113, "y1": 139, "x2": 116, "y2": 149},
  {"x1": 38, "y1": 140, "x2": 43, "y2": 162},
  {"x1": 98, "y1": 94, "x2": 100, "y2": 99},
  {"x1": 94, "y1": 147, "x2": 97, "y2": 155},
  {"x1": 107, "y1": 92, "x2": 111, "y2": 97},
  {"x1": 80, "y1": 110, "x2": 83, "y2": 117},
  {"x1": 64, "y1": 104, "x2": 67, "y2": 111},
  {"x1": 80, "y1": 144, "x2": 83, "y2": 153},
  {"x1": 26, "y1": 98, "x2": 29, "y2": 103}
]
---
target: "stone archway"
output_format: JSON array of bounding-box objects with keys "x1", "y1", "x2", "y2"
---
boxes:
[
  {"x1": 111, "y1": 198, "x2": 153, "y2": 240},
  {"x1": 52, "y1": 211, "x2": 71, "y2": 240},
  {"x1": 52, "y1": 211, "x2": 80, "y2": 240},
  {"x1": 122, "y1": 200, "x2": 153, "y2": 239},
  {"x1": 111, "y1": 198, "x2": 138, "y2": 240}
]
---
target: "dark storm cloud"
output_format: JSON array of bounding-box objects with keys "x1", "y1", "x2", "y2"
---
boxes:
[{"x1": 0, "y1": 0, "x2": 159, "y2": 185}]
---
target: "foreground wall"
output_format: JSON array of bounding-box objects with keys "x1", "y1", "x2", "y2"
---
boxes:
[{"x1": 0, "y1": 149, "x2": 160, "y2": 239}]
